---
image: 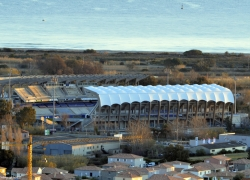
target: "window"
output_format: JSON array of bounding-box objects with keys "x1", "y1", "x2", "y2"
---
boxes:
[
  {"x1": 212, "y1": 150, "x2": 215, "y2": 152},
  {"x1": 117, "y1": 159, "x2": 119, "y2": 161},
  {"x1": 124, "y1": 159, "x2": 126, "y2": 162}
]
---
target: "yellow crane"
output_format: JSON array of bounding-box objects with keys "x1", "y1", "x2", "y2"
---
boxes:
[{"x1": 2, "y1": 134, "x2": 142, "y2": 180}]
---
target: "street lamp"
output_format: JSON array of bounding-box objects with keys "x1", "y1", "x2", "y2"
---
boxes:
[{"x1": 52, "y1": 76, "x2": 58, "y2": 132}]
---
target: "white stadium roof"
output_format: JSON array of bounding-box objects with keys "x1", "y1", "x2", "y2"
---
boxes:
[{"x1": 85, "y1": 84, "x2": 234, "y2": 107}]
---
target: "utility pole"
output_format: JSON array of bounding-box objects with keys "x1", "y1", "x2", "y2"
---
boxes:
[{"x1": 52, "y1": 76, "x2": 58, "y2": 131}]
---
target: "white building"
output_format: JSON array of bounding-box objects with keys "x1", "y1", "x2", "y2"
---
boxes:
[{"x1": 108, "y1": 153, "x2": 146, "y2": 168}]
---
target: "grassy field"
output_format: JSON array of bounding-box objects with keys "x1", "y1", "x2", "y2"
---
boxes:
[{"x1": 189, "y1": 152, "x2": 248, "y2": 161}]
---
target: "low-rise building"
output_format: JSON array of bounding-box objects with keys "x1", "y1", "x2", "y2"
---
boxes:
[
  {"x1": 74, "y1": 166, "x2": 102, "y2": 178},
  {"x1": 108, "y1": 153, "x2": 146, "y2": 167},
  {"x1": 44, "y1": 140, "x2": 120, "y2": 156},
  {"x1": 189, "y1": 142, "x2": 247, "y2": 155}
]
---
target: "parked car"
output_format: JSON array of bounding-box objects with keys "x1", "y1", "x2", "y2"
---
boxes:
[{"x1": 147, "y1": 162, "x2": 156, "y2": 167}]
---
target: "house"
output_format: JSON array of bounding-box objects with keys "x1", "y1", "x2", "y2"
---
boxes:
[
  {"x1": 183, "y1": 166, "x2": 211, "y2": 177},
  {"x1": 148, "y1": 174, "x2": 183, "y2": 180},
  {"x1": 174, "y1": 172, "x2": 203, "y2": 180},
  {"x1": 114, "y1": 170, "x2": 142, "y2": 180},
  {"x1": 47, "y1": 173, "x2": 76, "y2": 180},
  {"x1": 11, "y1": 167, "x2": 42, "y2": 178},
  {"x1": 44, "y1": 141, "x2": 120, "y2": 156},
  {"x1": 189, "y1": 142, "x2": 247, "y2": 155},
  {"x1": 231, "y1": 159, "x2": 250, "y2": 171},
  {"x1": 156, "y1": 163, "x2": 175, "y2": 174},
  {"x1": 203, "y1": 172, "x2": 237, "y2": 180},
  {"x1": 163, "y1": 161, "x2": 193, "y2": 169},
  {"x1": 74, "y1": 166, "x2": 102, "y2": 178},
  {"x1": 204, "y1": 155, "x2": 231, "y2": 167},
  {"x1": 102, "y1": 162, "x2": 130, "y2": 169},
  {"x1": 20, "y1": 174, "x2": 41, "y2": 180},
  {"x1": 41, "y1": 167, "x2": 68, "y2": 175},
  {"x1": 100, "y1": 166, "x2": 129, "y2": 180},
  {"x1": 193, "y1": 162, "x2": 226, "y2": 173},
  {"x1": 108, "y1": 153, "x2": 146, "y2": 167},
  {"x1": 0, "y1": 167, "x2": 6, "y2": 177}
]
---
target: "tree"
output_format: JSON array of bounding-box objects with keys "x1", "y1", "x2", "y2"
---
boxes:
[
  {"x1": 66, "y1": 59, "x2": 103, "y2": 74},
  {"x1": 139, "y1": 76, "x2": 158, "y2": 86},
  {"x1": 0, "y1": 149, "x2": 15, "y2": 169},
  {"x1": 37, "y1": 55, "x2": 73, "y2": 75},
  {"x1": 0, "y1": 99, "x2": 12, "y2": 120},
  {"x1": 164, "y1": 58, "x2": 182, "y2": 68},
  {"x1": 196, "y1": 149, "x2": 206, "y2": 156},
  {"x1": 225, "y1": 117, "x2": 232, "y2": 132},
  {"x1": 164, "y1": 144, "x2": 189, "y2": 162},
  {"x1": 233, "y1": 173, "x2": 244, "y2": 180},
  {"x1": 183, "y1": 49, "x2": 203, "y2": 57},
  {"x1": 16, "y1": 107, "x2": 36, "y2": 127},
  {"x1": 127, "y1": 120, "x2": 154, "y2": 156}
]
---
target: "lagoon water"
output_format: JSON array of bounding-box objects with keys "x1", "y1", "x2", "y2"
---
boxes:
[{"x1": 0, "y1": 0, "x2": 250, "y2": 53}]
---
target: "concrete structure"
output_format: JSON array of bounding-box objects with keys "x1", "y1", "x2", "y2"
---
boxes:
[
  {"x1": 108, "y1": 153, "x2": 146, "y2": 168},
  {"x1": 44, "y1": 140, "x2": 120, "y2": 156},
  {"x1": 189, "y1": 142, "x2": 247, "y2": 155},
  {"x1": 74, "y1": 166, "x2": 102, "y2": 178},
  {"x1": 231, "y1": 159, "x2": 250, "y2": 171},
  {"x1": 86, "y1": 84, "x2": 234, "y2": 130}
]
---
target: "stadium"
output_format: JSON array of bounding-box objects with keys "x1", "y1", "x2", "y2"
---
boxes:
[{"x1": 0, "y1": 74, "x2": 234, "y2": 132}]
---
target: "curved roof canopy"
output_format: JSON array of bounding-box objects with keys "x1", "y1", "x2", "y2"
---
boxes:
[{"x1": 85, "y1": 84, "x2": 234, "y2": 107}]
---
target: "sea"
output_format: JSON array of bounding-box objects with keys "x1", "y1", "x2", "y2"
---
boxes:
[{"x1": 0, "y1": 0, "x2": 250, "y2": 53}]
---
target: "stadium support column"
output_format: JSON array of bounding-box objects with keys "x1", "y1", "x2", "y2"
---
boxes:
[
  {"x1": 230, "y1": 103, "x2": 233, "y2": 125},
  {"x1": 148, "y1": 102, "x2": 151, "y2": 126},
  {"x1": 195, "y1": 101, "x2": 198, "y2": 118},
  {"x1": 127, "y1": 103, "x2": 131, "y2": 128},
  {"x1": 108, "y1": 106, "x2": 111, "y2": 132},
  {"x1": 204, "y1": 102, "x2": 207, "y2": 119},
  {"x1": 186, "y1": 101, "x2": 189, "y2": 123},
  {"x1": 157, "y1": 101, "x2": 161, "y2": 126},
  {"x1": 118, "y1": 104, "x2": 121, "y2": 130},
  {"x1": 138, "y1": 103, "x2": 141, "y2": 121},
  {"x1": 221, "y1": 103, "x2": 225, "y2": 126},
  {"x1": 213, "y1": 101, "x2": 216, "y2": 126},
  {"x1": 167, "y1": 101, "x2": 170, "y2": 122},
  {"x1": 176, "y1": 101, "x2": 180, "y2": 141}
]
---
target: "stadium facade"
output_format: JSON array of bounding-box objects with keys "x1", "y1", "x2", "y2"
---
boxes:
[{"x1": 0, "y1": 75, "x2": 234, "y2": 131}]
